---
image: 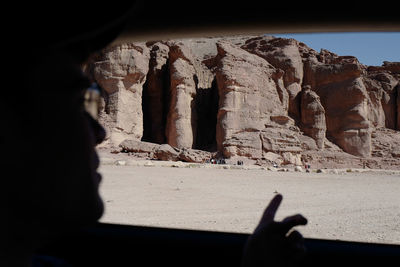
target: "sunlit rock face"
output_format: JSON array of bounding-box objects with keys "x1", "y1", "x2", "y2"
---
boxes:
[{"x1": 87, "y1": 35, "x2": 400, "y2": 166}]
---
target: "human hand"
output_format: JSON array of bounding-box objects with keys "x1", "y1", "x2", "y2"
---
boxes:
[{"x1": 241, "y1": 194, "x2": 308, "y2": 267}]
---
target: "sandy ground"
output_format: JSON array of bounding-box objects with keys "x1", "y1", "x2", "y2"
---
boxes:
[{"x1": 98, "y1": 161, "x2": 400, "y2": 245}]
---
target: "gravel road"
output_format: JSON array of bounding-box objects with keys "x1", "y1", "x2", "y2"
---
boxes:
[{"x1": 98, "y1": 165, "x2": 400, "y2": 244}]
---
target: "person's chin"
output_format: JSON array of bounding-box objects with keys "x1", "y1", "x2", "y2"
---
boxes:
[
  {"x1": 94, "y1": 193, "x2": 105, "y2": 220},
  {"x1": 93, "y1": 172, "x2": 104, "y2": 219},
  {"x1": 77, "y1": 196, "x2": 104, "y2": 227},
  {"x1": 77, "y1": 174, "x2": 104, "y2": 224},
  {"x1": 89, "y1": 178, "x2": 105, "y2": 222}
]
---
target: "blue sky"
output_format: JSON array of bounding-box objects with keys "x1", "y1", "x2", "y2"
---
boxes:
[{"x1": 274, "y1": 32, "x2": 400, "y2": 66}]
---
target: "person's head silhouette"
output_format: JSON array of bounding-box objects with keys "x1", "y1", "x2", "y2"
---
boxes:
[{"x1": 1, "y1": 3, "x2": 133, "y2": 265}]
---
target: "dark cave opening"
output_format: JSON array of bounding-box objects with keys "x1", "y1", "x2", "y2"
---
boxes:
[
  {"x1": 194, "y1": 77, "x2": 219, "y2": 151},
  {"x1": 141, "y1": 60, "x2": 170, "y2": 144}
]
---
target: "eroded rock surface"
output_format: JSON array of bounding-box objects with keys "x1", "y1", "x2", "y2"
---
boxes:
[
  {"x1": 90, "y1": 43, "x2": 150, "y2": 145},
  {"x1": 88, "y1": 35, "x2": 400, "y2": 169},
  {"x1": 214, "y1": 41, "x2": 291, "y2": 158},
  {"x1": 300, "y1": 88, "x2": 326, "y2": 148}
]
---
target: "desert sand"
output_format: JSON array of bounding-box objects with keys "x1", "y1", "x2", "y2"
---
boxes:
[{"x1": 98, "y1": 158, "x2": 400, "y2": 245}]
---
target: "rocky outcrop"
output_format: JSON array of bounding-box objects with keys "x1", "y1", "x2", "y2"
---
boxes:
[
  {"x1": 165, "y1": 42, "x2": 215, "y2": 149},
  {"x1": 242, "y1": 36, "x2": 375, "y2": 157},
  {"x1": 142, "y1": 41, "x2": 218, "y2": 150},
  {"x1": 119, "y1": 139, "x2": 212, "y2": 163},
  {"x1": 365, "y1": 63, "x2": 400, "y2": 130},
  {"x1": 154, "y1": 144, "x2": 180, "y2": 161},
  {"x1": 178, "y1": 148, "x2": 214, "y2": 163},
  {"x1": 302, "y1": 51, "x2": 399, "y2": 157},
  {"x1": 242, "y1": 37, "x2": 304, "y2": 120},
  {"x1": 91, "y1": 43, "x2": 150, "y2": 146},
  {"x1": 371, "y1": 128, "x2": 400, "y2": 159},
  {"x1": 213, "y1": 41, "x2": 291, "y2": 158},
  {"x1": 398, "y1": 85, "x2": 400, "y2": 130},
  {"x1": 119, "y1": 139, "x2": 159, "y2": 158},
  {"x1": 300, "y1": 88, "x2": 326, "y2": 148},
  {"x1": 305, "y1": 62, "x2": 371, "y2": 157},
  {"x1": 88, "y1": 35, "x2": 400, "y2": 168},
  {"x1": 165, "y1": 43, "x2": 198, "y2": 149}
]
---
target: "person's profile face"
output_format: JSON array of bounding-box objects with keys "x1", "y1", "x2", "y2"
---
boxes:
[{"x1": 27, "y1": 49, "x2": 106, "y2": 231}]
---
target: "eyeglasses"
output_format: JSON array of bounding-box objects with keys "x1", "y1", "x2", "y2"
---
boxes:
[{"x1": 84, "y1": 83, "x2": 102, "y2": 120}]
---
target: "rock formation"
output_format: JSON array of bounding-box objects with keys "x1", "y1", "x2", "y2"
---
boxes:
[
  {"x1": 300, "y1": 87, "x2": 326, "y2": 148},
  {"x1": 87, "y1": 35, "x2": 400, "y2": 168},
  {"x1": 119, "y1": 139, "x2": 213, "y2": 163},
  {"x1": 242, "y1": 37, "x2": 304, "y2": 120},
  {"x1": 90, "y1": 43, "x2": 150, "y2": 146},
  {"x1": 398, "y1": 85, "x2": 400, "y2": 130},
  {"x1": 165, "y1": 43, "x2": 198, "y2": 149},
  {"x1": 213, "y1": 41, "x2": 292, "y2": 158},
  {"x1": 304, "y1": 51, "x2": 371, "y2": 157}
]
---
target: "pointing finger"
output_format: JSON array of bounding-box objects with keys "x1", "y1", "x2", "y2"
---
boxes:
[{"x1": 260, "y1": 194, "x2": 283, "y2": 223}]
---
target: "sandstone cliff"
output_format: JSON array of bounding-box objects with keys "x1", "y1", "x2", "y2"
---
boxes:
[{"x1": 86, "y1": 35, "x2": 400, "y2": 169}]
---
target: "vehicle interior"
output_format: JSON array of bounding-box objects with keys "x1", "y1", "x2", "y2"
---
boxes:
[{"x1": 26, "y1": 1, "x2": 400, "y2": 266}]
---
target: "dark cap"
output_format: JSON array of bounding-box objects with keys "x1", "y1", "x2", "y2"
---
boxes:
[{"x1": 9, "y1": 2, "x2": 136, "y2": 51}]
